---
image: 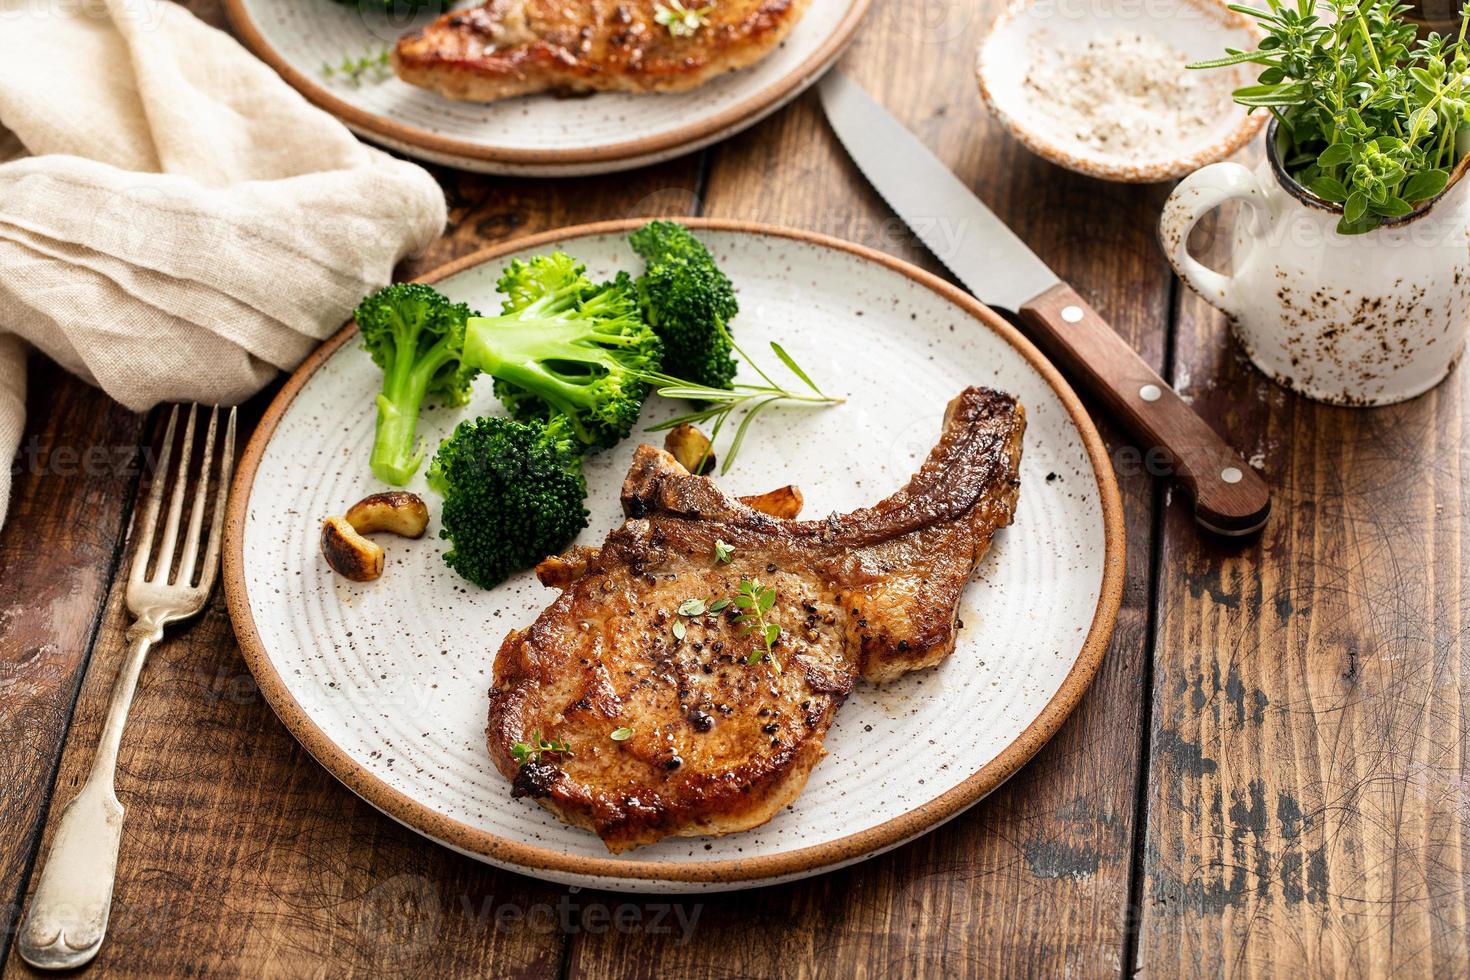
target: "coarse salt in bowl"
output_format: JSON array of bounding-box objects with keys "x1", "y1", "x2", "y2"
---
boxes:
[{"x1": 977, "y1": 0, "x2": 1265, "y2": 182}]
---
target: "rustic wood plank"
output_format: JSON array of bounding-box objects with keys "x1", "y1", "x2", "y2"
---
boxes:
[
  {"x1": 1135, "y1": 251, "x2": 1470, "y2": 974},
  {"x1": 566, "y1": 2, "x2": 1172, "y2": 974},
  {"x1": 5, "y1": 4, "x2": 707, "y2": 961},
  {"x1": 6, "y1": 400, "x2": 569, "y2": 975},
  {"x1": 0, "y1": 368, "x2": 146, "y2": 965}
]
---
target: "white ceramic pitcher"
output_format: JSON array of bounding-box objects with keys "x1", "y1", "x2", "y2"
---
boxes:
[{"x1": 1160, "y1": 124, "x2": 1470, "y2": 406}]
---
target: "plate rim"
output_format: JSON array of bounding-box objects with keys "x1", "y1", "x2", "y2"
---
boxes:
[
  {"x1": 223, "y1": 217, "x2": 1127, "y2": 886},
  {"x1": 222, "y1": 0, "x2": 873, "y2": 168}
]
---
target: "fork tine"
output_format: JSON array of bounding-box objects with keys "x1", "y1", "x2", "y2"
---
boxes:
[
  {"x1": 128, "y1": 406, "x2": 179, "y2": 589},
  {"x1": 175, "y1": 406, "x2": 219, "y2": 587},
  {"x1": 195, "y1": 407, "x2": 237, "y2": 594},
  {"x1": 151, "y1": 405, "x2": 197, "y2": 584}
]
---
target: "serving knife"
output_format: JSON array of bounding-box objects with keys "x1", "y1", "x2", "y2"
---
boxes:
[{"x1": 817, "y1": 70, "x2": 1270, "y2": 536}]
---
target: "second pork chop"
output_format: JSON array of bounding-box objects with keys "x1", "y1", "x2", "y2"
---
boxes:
[
  {"x1": 488, "y1": 387, "x2": 1025, "y2": 851},
  {"x1": 394, "y1": 0, "x2": 813, "y2": 103}
]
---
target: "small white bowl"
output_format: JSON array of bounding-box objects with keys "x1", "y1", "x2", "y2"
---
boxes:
[{"x1": 977, "y1": 0, "x2": 1265, "y2": 183}]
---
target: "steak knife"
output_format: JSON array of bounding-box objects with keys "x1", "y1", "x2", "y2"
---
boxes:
[{"x1": 818, "y1": 70, "x2": 1270, "y2": 536}]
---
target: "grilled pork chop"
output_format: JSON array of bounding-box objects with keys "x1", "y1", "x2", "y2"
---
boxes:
[
  {"x1": 394, "y1": 0, "x2": 813, "y2": 102},
  {"x1": 488, "y1": 387, "x2": 1025, "y2": 851}
]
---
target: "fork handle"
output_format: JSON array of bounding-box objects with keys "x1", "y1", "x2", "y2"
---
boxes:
[{"x1": 18, "y1": 621, "x2": 162, "y2": 971}]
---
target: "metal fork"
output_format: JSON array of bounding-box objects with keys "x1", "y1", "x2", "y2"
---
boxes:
[{"x1": 17, "y1": 404, "x2": 237, "y2": 971}]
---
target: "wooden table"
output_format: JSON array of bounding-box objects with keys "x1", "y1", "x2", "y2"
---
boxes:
[{"x1": 3, "y1": 1, "x2": 1468, "y2": 976}]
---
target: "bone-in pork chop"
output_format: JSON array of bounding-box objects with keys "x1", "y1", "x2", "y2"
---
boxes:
[
  {"x1": 487, "y1": 387, "x2": 1025, "y2": 851},
  {"x1": 394, "y1": 0, "x2": 813, "y2": 103}
]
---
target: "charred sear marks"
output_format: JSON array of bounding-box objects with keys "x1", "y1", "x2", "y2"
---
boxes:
[{"x1": 486, "y1": 387, "x2": 1025, "y2": 851}]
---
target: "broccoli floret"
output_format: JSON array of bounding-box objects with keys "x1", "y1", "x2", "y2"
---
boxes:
[
  {"x1": 630, "y1": 221, "x2": 739, "y2": 390},
  {"x1": 357, "y1": 283, "x2": 479, "y2": 486},
  {"x1": 464, "y1": 254, "x2": 662, "y2": 450},
  {"x1": 427, "y1": 414, "x2": 589, "y2": 589}
]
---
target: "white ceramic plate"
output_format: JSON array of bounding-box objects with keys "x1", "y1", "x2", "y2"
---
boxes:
[
  {"x1": 976, "y1": 0, "x2": 1264, "y2": 182},
  {"x1": 225, "y1": 0, "x2": 870, "y2": 175},
  {"x1": 224, "y1": 220, "x2": 1124, "y2": 892}
]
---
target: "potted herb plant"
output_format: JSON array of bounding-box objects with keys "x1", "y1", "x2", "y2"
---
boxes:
[{"x1": 1159, "y1": 0, "x2": 1470, "y2": 405}]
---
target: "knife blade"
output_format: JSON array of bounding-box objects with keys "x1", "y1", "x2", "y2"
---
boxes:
[{"x1": 818, "y1": 69, "x2": 1270, "y2": 536}]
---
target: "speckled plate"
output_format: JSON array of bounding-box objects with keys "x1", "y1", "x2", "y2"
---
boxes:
[
  {"x1": 223, "y1": 219, "x2": 1124, "y2": 892},
  {"x1": 224, "y1": 0, "x2": 870, "y2": 176}
]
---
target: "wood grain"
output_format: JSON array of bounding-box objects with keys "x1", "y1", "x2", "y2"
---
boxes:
[
  {"x1": 4, "y1": 75, "x2": 704, "y2": 974},
  {"x1": 1135, "y1": 259, "x2": 1470, "y2": 975},
  {"x1": 0, "y1": 367, "x2": 146, "y2": 964},
  {"x1": 565, "y1": 0, "x2": 1172, "y2": 975}
]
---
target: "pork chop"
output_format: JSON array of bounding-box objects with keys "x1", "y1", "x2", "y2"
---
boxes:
[
  {"x1": 487, "y1": 387, "x2": 1025, "y2": 852},
  {"x1": 393, "y1": 0, "x2": 812, "y2": 102}
]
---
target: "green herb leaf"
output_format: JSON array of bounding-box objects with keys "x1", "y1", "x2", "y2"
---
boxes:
[
  {"x1": 1197, "y1": 0, "x2": 1470, "y2": 226},
  {"x1": 1402, "y1": 169, "x2": 1449, "y2": 203},
  {"x1": 641, "y1": 342, "x2": 841, "y2": 475},
  {"x1": 709, "y1": 597, "x2": 732, "y2": 613},
  {"x1": 653, "y1": 0, "x2": 713, "y2": 37},
  {"x1": 714, "y1": 539, "x2": 735, "y2": 563},
  {"x1": 1344, "y1": 190, "x2": 1370, "y2": 224},
  {"x1": 611, "y1": 726, "x2": 634, "y2": 741},
  {"x1": 1308, "y1": 176, "x2": 1349, "y2": 202},
  {"x1": 678, "y1": 598, "x2": 707, "y2": 617},
  {"x1": 1317, "y1": 143, "x2": 1353, "y2": 168},
  {"x1": 512, "y1": 731, "x2": 571, "y2": 765},
  {"x1": 1371, "y1": 196, "x2": 1414, "y2": 217},
  {"x1": 770, "y1": 342, "x2": 825, "y2": 395}
]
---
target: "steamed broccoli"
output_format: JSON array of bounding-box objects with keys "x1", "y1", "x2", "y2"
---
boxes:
[
  {"x1": 427, "y1": 414, "x2": 588, "y2": 589},
  {"x1": 357, "y1": 283, "x2": 479, "y2": 486},
  {"x1": 463, "y1": 254, "x2": 662, "y2": 450},
  {"x1": 630, "y1": 221, "x2": 739, "y2": 390}
]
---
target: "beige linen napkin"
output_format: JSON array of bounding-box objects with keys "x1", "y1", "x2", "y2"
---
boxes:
[{"x1": 0, "y1": 0, "x2": 447, "y2": 524}]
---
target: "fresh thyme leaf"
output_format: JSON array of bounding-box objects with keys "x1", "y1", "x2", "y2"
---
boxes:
[
  {"x1": 731, "y1": 577, "x2": 781, "y2": 672},
  {"x1": 512, "y1": 731, "x2": 572, "y2": 765},
  {"x1": 672, "y1": 619, "x2": 687, "y2": 640},
  {"x1": 714, "y1": 539, "x2": 735, "y2": 563},
  {"x1": 708, "y1": 597, "x2": 732, "y2": 613},
  {"x1": 610, "y1": 726, "x2": 634, "y2": 741},
  {"x1": 654, "y1": 0, "x2": 713, "y2": 37},
  {"x1": 678, "y1": 598, "x2": 707, "y2": 617},
  {"x1": 321, "y1": 44, "x2": 392, "y2": 86}
]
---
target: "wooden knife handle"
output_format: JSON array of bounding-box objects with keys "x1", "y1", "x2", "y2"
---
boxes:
[{"x1": 1019, "y1": 282, "x2": 1270, "y2": 536}]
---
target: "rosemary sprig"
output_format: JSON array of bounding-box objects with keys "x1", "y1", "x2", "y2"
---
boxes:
[{"x1": 642, "y1": 340, "x2": 843, "y2": 474}]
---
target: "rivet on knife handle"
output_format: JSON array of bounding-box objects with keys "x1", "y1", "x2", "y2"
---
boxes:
[{"x1": 1018, "y1": 283, "x2": 1271, "y2": 536}]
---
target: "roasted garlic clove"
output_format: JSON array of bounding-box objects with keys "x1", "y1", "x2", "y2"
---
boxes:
[
  {"x1": 321, "y1": 516, "x2": 385, "y2": 582},
  {"x1": 663, "y1": 423, "x2": 715, "y2": 475},
  {"x1": 739, "y1": 485, "x2": 805, "y2": 520},
  {"x1": 344, "y1": 490, "x2": 430, "y2": 539}
]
